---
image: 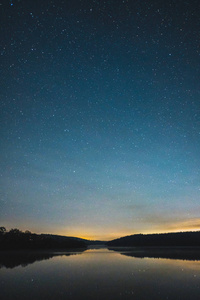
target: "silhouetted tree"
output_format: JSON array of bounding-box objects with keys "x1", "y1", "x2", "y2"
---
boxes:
[{"x1": 0, "y1": 227, "x2": 6, "y2": 235}]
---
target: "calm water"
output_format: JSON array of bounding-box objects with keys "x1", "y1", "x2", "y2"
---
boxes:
[{"x1": 1, "y1": 247, "x2": 200, "y2": 300}]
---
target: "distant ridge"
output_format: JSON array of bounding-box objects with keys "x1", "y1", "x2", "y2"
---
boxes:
[
  {"x1": 0, "y1": 227, "x2": 107, "y2": 250},
  {"x1": 106, "y1": 231, "x2": 200, "y2": 247},
  {"x1": 0, "y1": 227, "x2": 87, "y2": 250},
  {"x1": 41, "y1": 234, "x2": 106, "y2": 245}
]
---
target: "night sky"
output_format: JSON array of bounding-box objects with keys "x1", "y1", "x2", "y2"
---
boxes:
[{"x1": 1, "y1": 0, "x2": 200, "y2": 240}]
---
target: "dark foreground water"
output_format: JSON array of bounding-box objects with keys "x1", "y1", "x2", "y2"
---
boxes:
[{"x1": 1, "y1": 247, "x2": 200, "y2": 300}]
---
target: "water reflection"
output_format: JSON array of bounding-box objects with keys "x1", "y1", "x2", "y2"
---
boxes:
[
  {"x1": 1, "y1": 248, "x2": 200, "y2": 300},
  {"x1": 109, "y1": 247, "x2": 200, "y2": 261},
  {"x1": 0, "y1": 249, "x2": 86, "y2": 269},
  {"x1": 1, "y1": 246, "x2": 200, "y2": 270}
]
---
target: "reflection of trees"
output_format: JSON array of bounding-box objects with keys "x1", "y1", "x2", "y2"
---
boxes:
[
  {"x1": 109, "y1": 247, "x2": 200, "y2": 261},
  {"x1": 0, "y1": 250, "x2": 86, "y2": 269}
]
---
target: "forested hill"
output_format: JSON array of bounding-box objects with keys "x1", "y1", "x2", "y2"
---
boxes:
[
  {"x1": 0, "y1": 227, "x2": 87, "y2": 250},
  {"x1": 107, "y1": 231, "x2": 200, "y2": 247},
  {"x1": 41, "y1": 234, "x2": 105, "y2": 245}
]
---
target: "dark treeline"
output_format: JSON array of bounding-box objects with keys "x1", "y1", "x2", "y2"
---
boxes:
[
  {"x1": 107, "y1": 231, "x2": 200, "y2": 247},
  {"x1": 0, "y1": 227, "x2": 86, "y2": 250}
]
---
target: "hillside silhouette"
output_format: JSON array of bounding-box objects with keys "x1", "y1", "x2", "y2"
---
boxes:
[
  {"x1": 2, "y1": 227, "x2": 200, "y2": 250},
  {"x1": 0, "y1": 227, "x2": 86, "y2": 250},
  {"x1": 107, "y1": 231, "x2": 200, "y2": 247}
]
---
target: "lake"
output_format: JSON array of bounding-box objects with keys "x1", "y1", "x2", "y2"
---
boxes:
[{"x1": 1, "y1": 247, "x2": 200, "y2": 299}]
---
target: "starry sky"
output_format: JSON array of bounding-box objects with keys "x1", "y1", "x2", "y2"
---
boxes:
[{"x1": 1, "y1": 0, "x2": 200, "y2": 240}]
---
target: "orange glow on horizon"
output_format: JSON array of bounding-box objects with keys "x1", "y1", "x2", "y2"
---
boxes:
[
  {"x1": 58, "y1": 227, "x2": 200, "y2": 241},
  {"x1": 5, "y1": 217, "x2": 200, "y2": 241}
]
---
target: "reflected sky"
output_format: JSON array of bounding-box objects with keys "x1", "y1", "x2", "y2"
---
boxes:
[{"x1": 1, "y1": 248, "x2": 200, "y2": 299}]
